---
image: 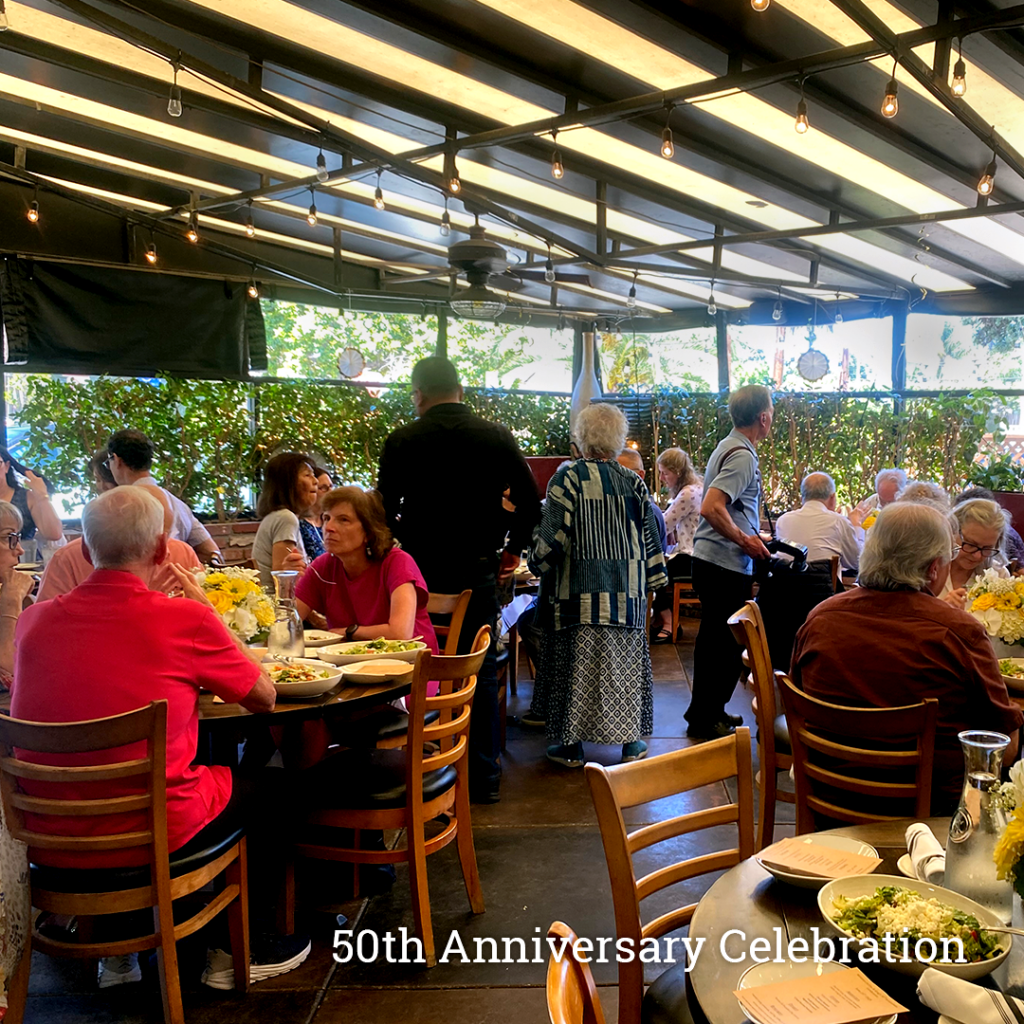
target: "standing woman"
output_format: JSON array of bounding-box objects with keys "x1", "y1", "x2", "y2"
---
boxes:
[
  {"x1": 0, "y1": 447, "x2": 63, "y2": 549},
  {"x1": 252, "y1": 452, "x2": 320, "y2": 590},
  {"x1": 530, "y1": 404, "x2": 667, "y2": 767}
]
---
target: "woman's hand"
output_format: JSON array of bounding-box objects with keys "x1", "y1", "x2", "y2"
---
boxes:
[
  {"x1": 282, "y1": 545, "x2": 307, "y2": 572},
  {"x1": 22, "y1": 469, "x2": 48, "y2": 498},
  {"x1": 167, "y1": 564, "x2": 214, "y2": 609},
  {"x1": 942, "y1": 587, "x2": 967, "y2": 609},
  {"x1": 0, "y1": 568, "x2": 35, "y2": 612}
]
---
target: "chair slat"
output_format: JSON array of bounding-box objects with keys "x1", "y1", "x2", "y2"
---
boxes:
[
  {"x1": 642, "y1": 905, "x2": 696, "y2": 941},
  {"x1": 635, "y1": 849, "x2": 740, "y2": 901},
  {"x1": 802, "y1": 763, "x2": 920, "y2": 798},
  {"x1": 11, "y1": 793, "x2": 152, "y2": 816},
  {"x1": 15, "y1": 829, "x2": 153, "y2": 850},
  {"x1": 796, "y1": 732, "x2": 923, "y2": 767},
  {"x1": 1, "y1": 756, "x2": 153, "y2": 783},
  {"x1": 627, "y1": 804, "x2": 739, "y2": 854}
]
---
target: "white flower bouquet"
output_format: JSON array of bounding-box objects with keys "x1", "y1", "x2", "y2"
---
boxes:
[
  {"x1": 193, "y1": 566, "x2": 276, "y2": 643},
  {"x1": 966, "y1": 568, "x2": 1024, "y2": 646}
]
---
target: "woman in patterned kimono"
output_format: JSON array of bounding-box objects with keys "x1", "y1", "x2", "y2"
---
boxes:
[{"x1": 529, "y1": 404, "x2": 667, "y2": 768}]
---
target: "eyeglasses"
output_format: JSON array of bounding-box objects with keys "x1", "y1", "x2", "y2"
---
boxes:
[
  {"x1": 949, "y1": 545, "x2": 961, "y2": 560},
  {"x1": 0, "y1": 531, "x2": 21, "y2": 550},
  {"x1": 959, "y1": 537, "x2": 999, "y2": 558}
]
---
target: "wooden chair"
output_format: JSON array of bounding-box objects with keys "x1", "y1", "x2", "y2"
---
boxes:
[
  {"x1": 828, "y1": 554, "x2": 840, "y2": 593},
  {"x1": 427, "y1": 589, "x2": 472, "y2": 656},
  {"x1": 776, "y1": 672, "x2": 938, "y2": 833},
  {"x1": 292, "y1": 628, "x2": 490, "y2": 966},
  {"x1": 586, "y1": 729, "x2": 754, "y2": 1024},
  {"x1": 727, "y1": 601, "x2": 793, "y2": 851},
  {"x1": 669, "y1": 579, "x2": 700, "y2": 643},
  {"x1": 0, "y1": 701, "x2": 249, "y2": 1024},
  {"x1": 546, "y1": 921, "x2": 607, "y2": 1024}
]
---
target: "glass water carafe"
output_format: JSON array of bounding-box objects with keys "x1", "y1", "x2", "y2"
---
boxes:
[
  {"x1": 268, "y1": 570, "x2": 303, "y2": 658},
  {"x1": 944, "y1": 730, "x2": 1013, "y2": 923}
]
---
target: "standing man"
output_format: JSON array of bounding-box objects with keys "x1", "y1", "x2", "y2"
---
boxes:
[
  {"x1": 377, "y1": 356, "x2": 541, "y2": 803},
  {"x1": 106, "y1": 428, "x2": 221, "y2": 563},
  {"x1": 686, "y1": 385, "x2": 773, "y2": 740}
]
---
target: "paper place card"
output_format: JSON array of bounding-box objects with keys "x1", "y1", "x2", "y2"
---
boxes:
[
  {"x1": 735, "y1": 967, "x2": 906, "y2": 1024},
  {"x1": 758, "y1": 837, "x2": 882, "y2": 878}
]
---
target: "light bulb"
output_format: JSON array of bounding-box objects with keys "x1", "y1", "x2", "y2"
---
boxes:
[
  {"x1": 834, "y1": 307, "x2": 843, "y2": 324},
  {"x1": 0, "y1": 0, "x2": 8, "y2": 31},
  {"x1": 440, "y1": 210, "x2": 451, "y2": 237},
  {"x1": 951, "y1": 58, "x2": 966, "y2": 98},
  {"x1": 167, "y1": 84, "x2": 182, "y2": 118},
  {"x1": 660, "y1": 126, "x2": 674, "y2": 160},
  {"x1": 374, "y1": 185, "x2": 385, "y2": 211},
  {"x1": 978, "y1": 159, "x2": 997, "y2": 196},
  {"x1": 544, "y1": 259, "x2": 556, "y2": 284},
  {"x1": 795, "y1": 98, "x2": 809, "y2": 134},
  {"x1": 247, "y1": 280, "x2": 259, "y2": 299},
  {"x1": 707, "y1": 295, "x2": 717, "y2": 316},
  {"x1": 316, "y1": 151, "x2": 328, "y2": 183},
  {"x1": 307, "y1": 201, "x2": 318, "y2": 226},
  {"x1": 751, "y1": 0, "x2": 770, "y2": 9},
  {"x1": 145, "y1": 242, "x2": 157, "y2": 264},
  {"x1": 626, "y1": 284, "x2": 637, "y2": 308},
  {"x1": 551, "y1": 149, "x2": 564, "y2": 179},
  {"x1": 772, "y1": 301, "x2": 783, "y2": 322},
  {"x1": 881, "y1": 79, "x2": 899, "y2": 118},
  {"x1": 448, "y1": 170, "x2": 461, "y2": 194},
  {"x1": 26, "y1": 200, "x2": 38, "y2": 224},
  {"x1": 245, "y1": 213, "x2": 255, "y2": 238},
  {"x1": 186, "y1": 212, "x2": 198, "y2": 243}
]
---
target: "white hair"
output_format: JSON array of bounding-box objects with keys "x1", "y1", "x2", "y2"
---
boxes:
[
  {"x1": 574, "y1": 403, "x2": 627, "y2": 460},
  {"x1": 801, "y1": 472, "x2": 835, "y2": 504},
  {"x1": 0, "y1": 501, "x2": 23, "y2": 533},
  {"x1": 82, "y1": 487, "x2": 164, "y2": 569},
  {"x1": 896, "y1": 480, "x2": 950, "y2": 509},
  {"x1": 875, "y1": 468, "x2": 907, "y2": 492},
  {"x1": 858, "y1": 503, "x2": 955, "y2": 591},
  {"x1": 952, "y1": 498, "x2": 1009, "y2": 561}
]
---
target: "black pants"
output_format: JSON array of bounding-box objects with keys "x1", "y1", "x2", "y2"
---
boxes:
[{"x1": 686, "y1": 557, "x2": 753, "y2": 726}]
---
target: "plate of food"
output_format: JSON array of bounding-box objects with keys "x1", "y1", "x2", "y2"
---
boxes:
[
  {"x1": 338, "y1": 659, "x2": 415, "y2": 685},
  {"x1": 318, "y1": 637, "x2": 427, "y2": 666},
  {"x1": 266, "y1": 658, "x2": 343, "y2": 697},
  {"x1": 755, "y1": 834, "x2": 879, "y2": 889},
  {"x1": 303, "y1": 629, "x2": 341, "y2": 649},
  {"x1": 736, "y1": 959, "x2": 897, "y2": 1024},
  {"x1": 818, "y1": 874, "x2": 1010, "y2": 979},
  {"x1": 999, "y1": 658, "x2": 1024, "y2": 694}
]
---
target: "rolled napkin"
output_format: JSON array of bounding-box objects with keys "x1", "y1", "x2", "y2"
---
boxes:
[
  {"x1": 918, "y1": 966, "x2": 1022, "y2": 1024},
  {"x1": 906, "y1": 822, "x2": 946, "y2": 883}
]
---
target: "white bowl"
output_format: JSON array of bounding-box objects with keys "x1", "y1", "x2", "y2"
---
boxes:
[
  {"x1": 317, "y1": 639, "x2": 427, "y2": 667},
  {"x1": 267, "y1": 658, "x2": 344, "y2": 697},
  {"x1": 303, "y1": 629, "x2": 341, "y2": 648},
  {"x1": 817, "y1": 872, "x2": 1012, "y2": 980},
  {"x1": 1000, "y1": 657, "x2": 1024, "y2": 695},
  {"x1": 339, "y1": 659, "x2": 415, "y2": 685},
  {"x1": 756, "y1": 835, "x2": 879, "y2": 890},
  {"x1": 736, "y1": 959, "x2": 896, "y2": 1024}
]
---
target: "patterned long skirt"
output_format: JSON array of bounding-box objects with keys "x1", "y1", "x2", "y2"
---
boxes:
[{"x1": 533, "y1": 624, "x2": 654, "y2": 745}]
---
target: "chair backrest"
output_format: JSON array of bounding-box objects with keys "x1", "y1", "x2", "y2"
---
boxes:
[
  {"x1": 546, "y1": 921, "x2": 607, "y2": 1024},
  {"x1": 404, "y1": 626, "x2": 490, "y2": 784},
  {"x1": 776, "y1": 672, "x2": 938, "y2": 833},
  {"x1": 426, "y1": 590, "x2": 473, "y2": 656},
  {"x1": 829, "y1": 554, "x2": 840, "y2": 593},
  {"x1": 585, "y1": 729, "x2": 754, "y2": 1024},
  {"x1": 0, "y1": 701, "x2": 169, "y2": 890}
]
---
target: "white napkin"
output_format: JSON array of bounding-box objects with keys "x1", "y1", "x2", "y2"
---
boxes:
[
  {"x1": 918, "y1": 966, "x2": 1022, "y2": 1024},
  {"x1": 906, "y1": 822, "x2": 946, "y2": 884}
]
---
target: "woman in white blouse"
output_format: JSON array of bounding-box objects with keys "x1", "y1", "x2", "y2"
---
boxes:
[
  {"x1": 651, "y1": 448, "x2": 702, "y2": 643},
  {"x1": 941, "y1": 498, "x2": 1011, "y2": 608}
]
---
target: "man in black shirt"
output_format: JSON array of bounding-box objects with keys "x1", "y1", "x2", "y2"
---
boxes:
[{"x1": 378, "y1": 357, "x2": 541, "y2": 803}]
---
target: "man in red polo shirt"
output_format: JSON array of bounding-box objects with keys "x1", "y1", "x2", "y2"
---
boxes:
[{"x1": 11, "y1": 486, "x2": 308, "y2": 990}]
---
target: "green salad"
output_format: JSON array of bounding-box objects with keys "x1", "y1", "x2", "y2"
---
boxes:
[
  {"x1": 340, "y1": 637, "x2": 421, "y2": 655},
  {"x1": 832, "y1": 885, "x2": 1003, "y2": 963},
  {"x1": 1000, "y1": 658, "x2": 1024, "y2": 679}
]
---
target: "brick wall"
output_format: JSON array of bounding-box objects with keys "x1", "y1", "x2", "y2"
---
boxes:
[{"x1": 206, "y1": 520, "x2": 259, "y2": 565}]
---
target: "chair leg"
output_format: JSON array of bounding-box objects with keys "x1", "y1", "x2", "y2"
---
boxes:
[
  {"x1": 755, "y1": 759, "x2": 778, "y2": 853},
  {"x1": 227, "y1": 840, "x2": 251, "y2": 994},
  {"x1": 508, "y1": 624, "x2": 519, "y2": 697},
  {"x1": 406, "y1": 808, "x2": 436, "y2": 967},
  {"x1": 154, "y1": 903, "x2": 185, "y2": 1024},
  {"x1": 671, "y1": 587, "x2": 681, "y2": 643},
  {"x1": 499, "y1": 683, "x2": 507, "y2": 752},
  {"x1": 453, "y1": 774, "x2": 485, "y2": 916},
  {"x1": 6, "y1": 923, "x2": 31, "y2": 1022},
  {"x1": 278, "y1": 853, "x2": 295, "y2": 938}
]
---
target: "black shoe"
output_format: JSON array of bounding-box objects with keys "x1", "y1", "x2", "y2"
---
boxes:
[
  {"x1": 685, "y1": 720, "x2": 737, "y2": 741},
  {"x1": 724, "y1": 713, "x2": 743, "y2": 726},
  {"x1": 470, "y1": 784, "x2": 501, "y2": 804}
]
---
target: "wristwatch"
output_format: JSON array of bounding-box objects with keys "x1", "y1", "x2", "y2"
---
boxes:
[{"x1": 345, "y1": 623, "x2": 358, "y2": 641}]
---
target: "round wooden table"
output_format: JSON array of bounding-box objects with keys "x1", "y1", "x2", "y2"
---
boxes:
[{"x1": 682, "y1": 818, "x2": 1024, "y2": 1024}]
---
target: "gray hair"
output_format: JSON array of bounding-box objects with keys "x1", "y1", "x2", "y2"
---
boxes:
[
  {"x1": 728, "y1": 385, "x2": 772, "y2": 429},
  {"x1": 896, "y1": 480, "x2": 950, "y2": 509},
  {"x1": 0, "y1": 501, "x2": 23, "y2": 533},
  {"x1": 801, "y1": 472, "x2": 835, "y2": 504},
  {"x1": 858, "y1": 503, "x2": 955, "y2": 591},
  {"x1": 875, "y1": 468, "x2": 907, "y2": 492},
  {"x1": 574, "y1": 403, "x2": 627, "y2": 460},
  {"x1": 82, "y1": 487, "x2": 164, "y2": 569},
  {"x1": 952, "y1": 498, "x2": 1008, "y2": 557}
]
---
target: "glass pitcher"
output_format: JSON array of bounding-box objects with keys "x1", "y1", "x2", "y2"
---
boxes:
[
  {"x1": 944, "y1": 730, "x2": 1013, "y2": 924},
  {"x1": 267, "y1": 570, "x2": 303, "y2": 658}
]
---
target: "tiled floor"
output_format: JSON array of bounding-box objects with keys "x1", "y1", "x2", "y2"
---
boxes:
[{"x1": 18, "y1": 632, "x2": 794, "y2": 1022}]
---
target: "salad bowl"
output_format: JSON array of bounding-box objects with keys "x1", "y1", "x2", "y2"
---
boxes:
[
  {"x1": 266, "y1": 658, "x2": 343, "y2": 697},
  {"x1": 317, "y1": 638, "x2": 427, "y2": 667}
]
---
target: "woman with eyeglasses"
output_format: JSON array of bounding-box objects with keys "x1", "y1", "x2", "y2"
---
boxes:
[
  {"x1": 0, "y1": 500, "x2": 34, "y2": 686},
  {"x1": 0, "y1": 447, "x2": 63, "y2": 550},
  {"x1": 941, "y1": 498, "x2": 1010, "y2": 608}
]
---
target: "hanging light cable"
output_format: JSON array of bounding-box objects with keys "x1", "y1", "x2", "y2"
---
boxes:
[
  {"x1": 306, "y1": 188, "x2": 318, "y2": 226},
  {"x1": 978, "y1": 152, "x2": 997, "y2": 196},
  {"x1": 186, "y1": 209, "x2": 199, "y2": 243},
  {"x1": 245, "y1": 199, "x2": 255, "y2": 238},
  {"x1": 951, "y1": 37, "x2": 967, "y2": 97},
  {"x1": 440, "y1": 197, "x2": 451, "y2": 237},
  {"x1": 881, "y1": 58, "x2": 899, "y2": 118},
  {"x1": 660, "y1": 106, "x2": 675, "y2": 159},
  {"x1": 551, "y1": 129, "x2": 564, "y2": 180},
  {"x1": 0, "y1": 0, "x2": 9, "y2": 31},
  {"x1": 167, "y1": 59, "x2": 183, "y2": 118},
  {"x1": 374, "y1": 170, "x2": 385, "y2": 211},
  {"x1": 795, "y1": 77, "x2": 810, "y2": 134},
  {"x1": 627, "y1": 271, "x2": 637, "y2": 308}
]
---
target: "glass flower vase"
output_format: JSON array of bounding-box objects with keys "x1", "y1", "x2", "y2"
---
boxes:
[{"x1": 268, "y1": 570, "x2": 303, "y2": 658}]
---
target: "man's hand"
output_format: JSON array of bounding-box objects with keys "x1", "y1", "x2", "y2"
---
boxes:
[
  {"x1": 738, "y1": 534, "x2": 771, "y2": 560},
  {"x1": 0, "y1": 568, "x2": 35, "y2": 611},
  {"x1": 167, "y1": 564, "x2": 214, "y2": 609},
  {"x1": 497, "y1": 549, "x2": 520, "y2": 584},
  {"x1": 848, "y1": 507, "x2": 865, "y2": 529}
]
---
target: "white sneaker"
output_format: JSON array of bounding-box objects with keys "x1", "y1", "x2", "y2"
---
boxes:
[
  {"x1": 202, "y1": 935, "x2": 311, "y2": 990},
  {"x1": 97, "y1": 952, "x2": 142, "y2": 988}
]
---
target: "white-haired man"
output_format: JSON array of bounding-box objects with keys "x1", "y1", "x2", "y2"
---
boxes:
[
  {"x1": 11, "y1": 487, "x2": 308, "y2": 989},
  {"x1": 792, "y1": 502, "x2": 1021, "y2": 811},
  {"x1": 850, "y1": 467, "x2": 906, "y2": 528},
  {"x1": 776, "y1": 471, "x2": 862, "y2": 571}
]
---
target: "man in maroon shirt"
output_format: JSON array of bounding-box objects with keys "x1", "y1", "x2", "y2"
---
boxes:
[{"x1": 792, "y1": 501, "x2": 1022, "y2": 811}]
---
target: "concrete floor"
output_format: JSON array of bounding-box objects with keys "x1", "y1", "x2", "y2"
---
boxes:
[{"x1": 18, "y1": 629, "x2": 794, "y2": 1023}]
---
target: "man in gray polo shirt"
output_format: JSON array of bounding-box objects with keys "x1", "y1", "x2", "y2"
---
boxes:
[{"x1": 686, "y1": 385, "x2": 773, "y2": 739}]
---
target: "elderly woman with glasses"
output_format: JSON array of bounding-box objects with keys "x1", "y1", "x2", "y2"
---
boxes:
[
  {"x1": 941, "y1": 498, "x2": 1011, "y2": 608},
  {"x1": 0, "y1": 501, "x2": 34, "y2": 686}
]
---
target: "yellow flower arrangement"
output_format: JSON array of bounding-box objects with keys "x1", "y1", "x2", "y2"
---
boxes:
[
  {"x1": 191, "y1": 565, "x2": 275, "y2": 643},
  {"x1": 967, "y1": 569, "x2": 1024, "y2": 645},
  {"x1": 995, "y1": 808, "x2": 1024, "y2": 880},
  {"x1": 207, "y1": 589, "x2": 234, "y2": 615},
  {"x1": 972, "y1": 592, "x2": 997, "y2": 612}
]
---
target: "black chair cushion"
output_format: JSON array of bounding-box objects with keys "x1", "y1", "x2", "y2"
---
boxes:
[
  {"x1": 334, "y1": 708, "x2": 440, "y2": 747},
  {"x1": 773, "y1": 713, "x2": 791, "y2": 756},
  {"x1": 308, "y1": 747, "x2": 457, "y2": 810},
  {"x1": 642, "y1": 962, "x2": 696, "y2": 1024},
  {"x1": 30, "y1": 819, "x2": 244, "y2": 895}
]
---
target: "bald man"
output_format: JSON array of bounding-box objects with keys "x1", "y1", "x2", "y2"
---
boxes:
[
  {"x1": 776, "y1": 471, "x2": 862, "y2": 571},
  {"x1": 616, "y1": 449, "x2": 667, "y2": 553}
]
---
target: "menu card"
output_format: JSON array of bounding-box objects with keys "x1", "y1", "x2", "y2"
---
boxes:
[
  {"x1": 758, "y1": 837, "x2": 882, "y2": 878},
  {"x1": 735, "y1": 968, "x2": 906, "y2": 1024}
]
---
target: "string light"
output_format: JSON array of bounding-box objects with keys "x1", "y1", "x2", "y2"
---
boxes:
[
  {"x1": 0, "y1": 0, "x2": 9, "y2": 31},
  {"x1": 951, "y1": 38, "x2": 966, "y2": 97},
  {"x1": 551, "y1": 130, "x2": 564, "y2": 180},
  {"x1": 446, "y1": 150, "x2": 462, "y2": 195},
  {"x1": 315, "y1": 148, "x2": 328, "y2": 183},
  {"x1": 440, "y1": 198, "x2": 451, "y2": 237},
  {"x1": 660, "y1": 107, "x2": 674, "y2": 160},
  {"x1": 977, "y1": 155, "x2": 997, "y2": 196},
  {"x1": 186, "y1": 210, "x2": 199, "y2": 243},
  {"x1": 707, "y1": 286, "x2": 717, "y2": 316},
  {"x1": 795, "y1": 79, "x2": 809, "y2": 134},
  {"x1": 247, "y1": 278, "x2": 259, "y2": 299},
  {"x1": 772, "y1": 286, "x2": 783, "y2": 322},
  {"x1": 306, "y1": 188, "x2": 318, "y2": 226},
  {"x1": 374, "y1": 171, "x2": 385, "y2": 211},
  {"x1": 881, "y1": 60, "x2": 899, "y2": 118},
  {"x1": 751, "y1": 0, "x2": 770, "y2": 9},
  {"x1": 245, "y1": 199, "x2": 255, "y2": 238},
  {"x1": 145, "y1": 241, "x2": 157, "y2": 264},
  {"x1": 167, "y1": 61, "x2": 183, "y2": 118},
  {"x1": 627, "y1": 272, "x2": 637, "y2": 308},
  {"x1": 545, "y1": 244, "x2": 556, "y2": 284},
  {"x1": 834, "y1": 291, "x2": 843, "y2": 324},
  {"x1": 26, "y1": 199, "x2": 39, "y2": 224}
]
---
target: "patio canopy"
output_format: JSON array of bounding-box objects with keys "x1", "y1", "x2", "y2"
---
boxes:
[{"x1": 2, "y1": 0, "x2": 1024, "y2": 332}]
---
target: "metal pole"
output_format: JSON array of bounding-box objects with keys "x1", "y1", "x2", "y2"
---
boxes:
[{"x1": 436, "y1": 309, "x2": 448, "y2": 358}]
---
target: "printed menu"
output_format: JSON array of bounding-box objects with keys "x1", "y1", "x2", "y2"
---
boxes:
[{"x1": 757, "y1": 837, "x2": 882, "y2": 878}]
